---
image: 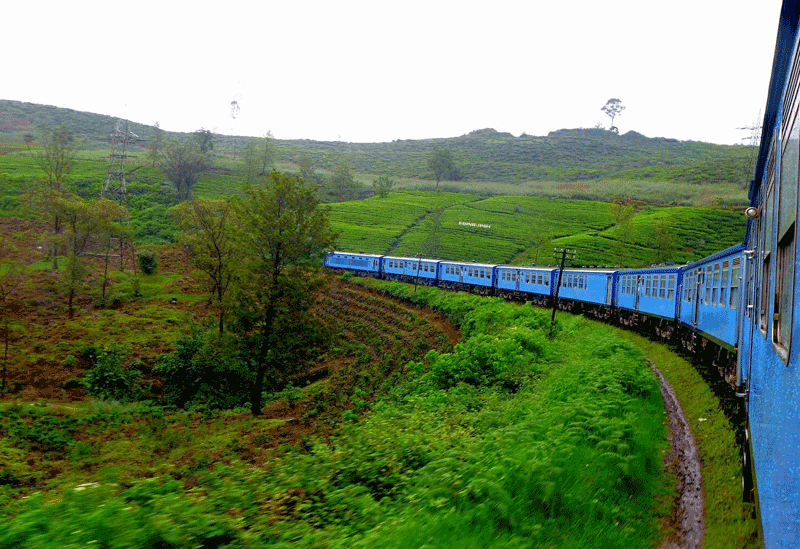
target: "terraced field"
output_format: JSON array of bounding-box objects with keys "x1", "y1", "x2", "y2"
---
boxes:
[{"x1": 329, "y1": 191, "x2": 746, "y2": 267}]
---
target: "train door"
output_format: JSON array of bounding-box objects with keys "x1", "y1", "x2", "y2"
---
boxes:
[
  {"x1": 692, "y1": 269, "x2": 704, "y2": 325},
  {"x1": 515, "y1": 270, "x2": 521, "y2": 291},
  {"x1": 634, "y1": 276, "x2": 643, "y2": 310},
  {"x1": 605, "y1": 276, "x2": 613, "y2": 305},
  {"x1": 459, "y1": 267, "x2": 464, "y2": 284}
]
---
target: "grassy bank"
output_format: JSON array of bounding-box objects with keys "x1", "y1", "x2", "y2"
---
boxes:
[{"x1": 1, "y1": 280, "x2": 669, "y2": 548}]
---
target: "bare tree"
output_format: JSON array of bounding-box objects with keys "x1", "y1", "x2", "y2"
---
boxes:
[{"x1": 161, "y1": 142, "x2": 210, "y2": 201}]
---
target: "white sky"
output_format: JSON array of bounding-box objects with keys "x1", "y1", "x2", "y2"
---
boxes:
[{"x1": 3, "y1": 0, "x2": 784, "y2": 145}]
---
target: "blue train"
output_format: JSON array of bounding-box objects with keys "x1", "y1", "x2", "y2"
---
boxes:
[{"x1": 326, "y1": 3, "x2": 800, "y2": 546}]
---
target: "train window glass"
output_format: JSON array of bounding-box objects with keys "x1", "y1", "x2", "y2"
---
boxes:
[
  {"x1": 774, "y1": 225, "x2": 796, "y2": 356},
  {"x1": 721, "y1": 261, "x2": 729, "y2": 306},
  {"x1": 712, "y1": 264, "x2": 720, "y2": 305},
  {"x1": 668, "y1": 275, "x2": 675, "y2": 301},
  {"x1": 660, "y1": 275, "x2": 666, "y2": 299},
  {"x1": 731, "y1": 258, "x2": 741, "y2": 309},
  {"x1": 761, "y1": 179, "x2": 775, "y2": 335},
  {"x1": 644, "y1": 276, "x2": 649, "y2": 297},
  {"x1": 705, "y1": 266, "x2": 712, "y2": 304}
]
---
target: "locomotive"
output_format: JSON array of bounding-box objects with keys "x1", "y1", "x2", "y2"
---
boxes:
[{"x1": 326, "y1": 3, "x2": 800, "y2": 546}]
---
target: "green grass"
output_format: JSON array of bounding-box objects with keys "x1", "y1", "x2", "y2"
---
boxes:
[
  {"x1": 612, "y1": 329, "x2": 760, "y2": 549},
  {"x1": 0, "y1": 282, "x2": 669, "y2": 549}
]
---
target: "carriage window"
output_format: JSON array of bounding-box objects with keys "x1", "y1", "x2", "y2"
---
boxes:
[
  {"x1": 668, "y1": 275, "x2": 675, "y2": 301},
  {"x1": 775, "y1": 225, "x2": 795, "y2": 355},
  {"x1": 659, "y1": 275, "x2": 665, "y2": 299},
  {"x1": 730, "y1": 258, "x2": 740, "y2": 309},
  {"x1": 720, "y1": 261, "x2": 729, "y2": 306},
  {"x1": 704, "y1": 266, "x2": 712, "y2": 304},
  {"x1": 712, "y1": 264, "x2": 720, "y2": 305},
  {"x1": 761, "y1": 177, "x2": 775, "y2": 335}
]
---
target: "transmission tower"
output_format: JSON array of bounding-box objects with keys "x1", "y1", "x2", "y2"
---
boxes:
[{"x1": 103, "y1": 119, "x2": 142, "y2": 200}]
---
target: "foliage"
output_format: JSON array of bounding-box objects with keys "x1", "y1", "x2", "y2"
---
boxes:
[
  {"x1": 428, "y1": 147, "x2": 460, "y2": 188},
  {"x1": 328, "y1": 160, "x2": 363, "y2": 201},
  {"x1": 137, "y1": 250, "x2": 158, "y2": 275},
  {"x1": 372, "y1": 175, "x2": 394, "y2": 198},
  {"x1": 232, "y1": 172, "x2": 337, "y2": 414},
  {"x1": 82, "y1": 347, "x2": 143, "y2": 401},
  {"x1": 155, "y1": 328, "x2": 252, "y2": 410},
  {"x1": 172, "y1": 199, "x2": 238, "y2": 333}
]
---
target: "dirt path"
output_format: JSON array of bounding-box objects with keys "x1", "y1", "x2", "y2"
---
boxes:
[{"x1": 647, "y1": 358, "x2": 705, "y2": 549}]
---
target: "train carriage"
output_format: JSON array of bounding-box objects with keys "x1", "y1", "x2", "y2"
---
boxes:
[
  {"x1": 678, "y1": 245, "x2": 744, "y2": 351},
  {"x1": 737, "y1": 2, "x2": 800, "y2": 545},
  {"x1": 382, "y1": 256, "x2": 440, "y2": 283},
  {"x1": 615, "y1": 266, "x2": 683, "y2": 320},
  {"x1": 495, "y1": 265, "x2": 555, "y2": 304},
  {"x1": 324, "y1": 251, "x2": 383, "y2": 275},
  {"x1": 439, "y1": 261, "x2": 496, "y2": 294}
]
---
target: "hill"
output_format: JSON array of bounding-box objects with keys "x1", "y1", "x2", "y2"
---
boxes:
[{"x1": 0, "y1": 100, "x2": 755, "y2": 192}]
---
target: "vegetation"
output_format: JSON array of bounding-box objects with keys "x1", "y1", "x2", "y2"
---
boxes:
[{"x1": 0, "y1": 280, "x2": 677, "y2": 548}]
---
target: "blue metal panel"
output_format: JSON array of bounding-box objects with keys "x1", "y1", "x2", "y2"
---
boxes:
[{"x1": 496, "y1": 266, "x2": 555, "y2": 298}]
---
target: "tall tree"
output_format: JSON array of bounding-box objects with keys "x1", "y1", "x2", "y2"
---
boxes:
[
  {"x1": 601, "y1": 98, "x2": 626, "y2": 133},
  {"x1": 232, "y1": 172, "x2": 336, "y2": 415},
  {"x1": 33, "y1": 124, "x2": 77, "y2": 193},
  {"x1": 428, "y1": 147, "x2": 455, "y2": 190},
  {"x1": 161, "y1": 142, "x2": 210, "y2": 201},
  {"x1": 173, "y1": 199, "x2": 239, "y2": 334},
  {"x1": 147, "y1": 122, "x2": 165, "y2": 167},
  {"x1": 30, "y1": 125, "x2": 78, "y2": 268},
  {"x1": 260, "y1": 131, "x2": 277, "y2": 175}
]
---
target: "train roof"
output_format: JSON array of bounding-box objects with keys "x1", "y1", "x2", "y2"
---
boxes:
[
  {"x1": 561, "y1": 268, "x2": 618, "y2": 274},
  {"x1": 330, "y1": 251, "x2": 384, "y2": 259},
  {"x1": 684, "y1": 243, "x2": 745, "y2": 269},
  {"x1": 383, "y1": 255, "x2": 442, "y2": 262},
  {"x1": 441, "y1": 260, "x2": 498, "y2": 268}
]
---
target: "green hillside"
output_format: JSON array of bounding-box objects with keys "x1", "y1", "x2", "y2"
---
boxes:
[{"x1": 1, "y1": 100, "x2": 753, "y2": 200}]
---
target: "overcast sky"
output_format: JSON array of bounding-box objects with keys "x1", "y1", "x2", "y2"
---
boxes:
[{"x1": 3, "y1": 0, "x2": 784, "y2": 145}]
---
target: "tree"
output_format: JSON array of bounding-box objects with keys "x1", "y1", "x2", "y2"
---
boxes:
[
  {"x1": 611, "y1": 197, "x2": 635, "y2": 266},
  {"x1": 33, "y1": 124, "x2": 77, "y2": 193},
  {"x1": 173, "y1": 199, "x2": 239, "y2": 334},
  {"x1": 428, "y1": 148, "x2": 456, "y2": 190},
  {"x1": 147, "y1": 122, "x2": 165, "y2": 167},
  {"x1": 161, "y1": 142, "x2": 210, "y2": 201},
  {"x1": 329, "y1": 160, "x2": 363, "y2": 201},
  {"x1": 232, "y1": 172, "x2": 336, "y2": 415},
  {"x1": 30, "y1": 125, "x2": 79, "y2": 268},
  {"x1": 296, "y1": 153, "x2": 316, "y2": 183},
  {"x1": 372, "y1": 175, "x2": 394, "y2": 198},
  {"x1": 260, "y1": 131, "x2": 277, "y2": 175},
  {"x1": 601, "y1": 98, "x2": 626, "y2": 133},
  {"x1": 51, "y1": 194, "x2": 130, "y2": 317},
  {"x1": 193, "y1": 128, "x2": 214, "y2": 153},
  {"x1": 240, "y1": 140, "x2": 261, "y2": 185}
]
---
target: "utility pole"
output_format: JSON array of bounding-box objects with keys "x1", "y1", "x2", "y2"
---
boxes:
[{"x1": 549, "y1": 248, "x2": 576, "y2": 338}]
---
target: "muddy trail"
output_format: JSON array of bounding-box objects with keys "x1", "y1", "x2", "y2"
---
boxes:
[{"x1": 648, "y1": 358, "x2": 706, "y2": 549}]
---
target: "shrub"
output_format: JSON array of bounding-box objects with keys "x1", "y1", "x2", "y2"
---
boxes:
[
  {"x1": 82, "y1": 348, "x2": 142, "y2": 401},
  {"x1": 137, "y1": 250, "x2": 158, "y2": 275},
  {"x1": 155, "y1": 329, "x2": 253, "y2": 410}
]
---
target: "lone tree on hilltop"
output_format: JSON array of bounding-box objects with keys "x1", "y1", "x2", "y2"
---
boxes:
[{"x1": 601, "y1": 98, "x2": 625, "y2": 133}]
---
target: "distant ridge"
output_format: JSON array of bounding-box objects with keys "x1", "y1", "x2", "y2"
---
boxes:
[{"x1": 0, "y1": 99, "x2": 753, "y2": 186}]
